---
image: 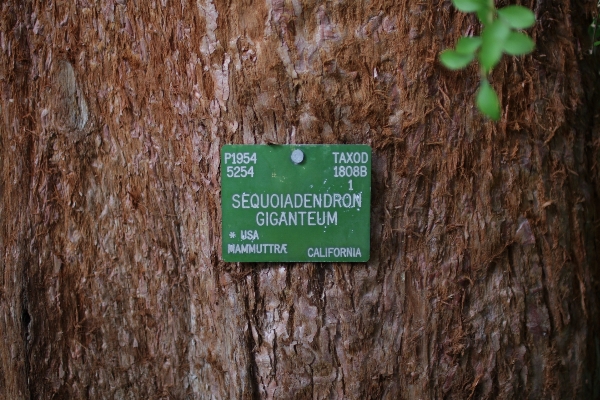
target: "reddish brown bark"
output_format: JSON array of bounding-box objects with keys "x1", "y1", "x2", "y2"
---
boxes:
[{"x1": 1, "y1": 0, "x2": 599, "y2": 398}]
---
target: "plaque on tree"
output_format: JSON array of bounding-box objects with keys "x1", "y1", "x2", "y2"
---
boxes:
[{"x1": 221, "y1": 144, "x2": 371, "y2": 262}]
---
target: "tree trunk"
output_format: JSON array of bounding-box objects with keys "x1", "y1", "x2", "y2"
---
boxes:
[{"x1": 1, "y1": 0, "x2": 599, "y2": 398}]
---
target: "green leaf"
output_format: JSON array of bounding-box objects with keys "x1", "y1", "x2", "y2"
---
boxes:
[
  {"x1": 455, "y1": 36, "x2": 482, "y2": 54},
  {"x1": 476, "y1": 81, "x2": 501, "y2": 121},
  {"x1": 440, "y1": 50, "x2": 474, "y2": 70},
  {"x1": 503, "y1": 32, "x2": 535, "y2": 55},
  {"x1": 452, "y1": 0, "x2": 486, "y2": 13},
  {"x1": 595, "y1": 40, "x2": 600, "y2": 47},
  {"x1": 588, "y1": 20, "x2": 600, "y2": 40},
  {"x1": 479, "y1": 19, "x2": 511, "y2": 72},
  {"x1": 497, "y1": 6, "x2": 536, "y2": 29},
  {"x1": 476, "y1": 9, "x2": 493, "y2": 25}
]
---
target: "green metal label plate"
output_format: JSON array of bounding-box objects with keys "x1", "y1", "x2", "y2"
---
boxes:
[{"x1": 221, "y1": 144, "x2": 371, "y2": 262}]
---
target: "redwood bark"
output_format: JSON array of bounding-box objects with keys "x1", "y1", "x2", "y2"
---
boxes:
[{"x1": 1, "y1": 0, "x2": 599, "y2": 399}]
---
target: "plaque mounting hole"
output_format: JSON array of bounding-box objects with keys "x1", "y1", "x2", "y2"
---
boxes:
[{"x1": 291, "y1": 149, "x2": 304, "y2": 164}]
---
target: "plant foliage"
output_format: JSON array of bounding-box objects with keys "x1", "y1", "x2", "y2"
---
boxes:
[
  {"x1": 590, "y1": 11, "x2": 600, "y2": 51},
  {"x1": 440, "y1": 0, "x2": 535, "y2": 121}
]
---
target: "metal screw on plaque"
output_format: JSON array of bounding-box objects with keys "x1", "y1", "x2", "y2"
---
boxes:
[{"x1": 291, "y1": 149, "x2": 304, "y2": 164}]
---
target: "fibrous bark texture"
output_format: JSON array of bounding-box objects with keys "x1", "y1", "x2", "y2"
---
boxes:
[{"x1": 1, "y1": 0, "x2": 600, "y2": 399}]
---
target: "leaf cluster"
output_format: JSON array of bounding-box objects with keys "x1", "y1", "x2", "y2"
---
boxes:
[
  {"x1": 439, "y1": 0, "x2": 535, "y2": 120},
  {"x1": 590, "y1": 15, "x2": 600, "y2": 49}
]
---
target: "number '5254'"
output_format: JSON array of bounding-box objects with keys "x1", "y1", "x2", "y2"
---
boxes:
[{"x1": 226, "y1": 166, "x2": 254, "y2": 178}]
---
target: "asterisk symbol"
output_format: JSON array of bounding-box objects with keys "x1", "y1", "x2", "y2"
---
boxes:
[{"x1": 229, "y1": 232, "x2": 236, "y2": 238}]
